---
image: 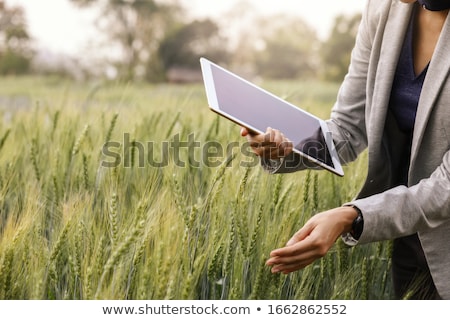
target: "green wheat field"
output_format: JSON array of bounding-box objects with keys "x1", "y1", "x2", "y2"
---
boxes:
[{"x1": 0, "y1": 76, "x2": 394, "y2": 300}]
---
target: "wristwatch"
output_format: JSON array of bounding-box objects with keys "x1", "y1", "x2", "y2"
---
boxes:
[
  {"x1": 341, "y1": 204, "x2": 364, "y2": 246},
  {"x1": 349, "y1": 205, "x2": 364, "y2": 240}
]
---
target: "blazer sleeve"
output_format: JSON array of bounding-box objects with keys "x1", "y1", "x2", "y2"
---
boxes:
[{"x1": 352, "y1": 150, "x2": 450, "y2": 243}]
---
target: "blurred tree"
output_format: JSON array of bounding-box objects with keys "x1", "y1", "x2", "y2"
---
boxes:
[
  {"x1": 71, "y1": 0, "x2": 183, "y2": 82},
  {"x1": 220, "y1": 0, "x2": 260, "y2": 76},
  {"x1": 158, "y1": 19, "x2": 229, "y2": 73},
  {"x1": 252, "y1": 15, "x2": 319, "y2": 80},
  {"x1": 320, "y1": 13, "x2": 362, "y2": 82},
  {"x1": 0, "y1": 0, "x2": 32, "y2": 75}
]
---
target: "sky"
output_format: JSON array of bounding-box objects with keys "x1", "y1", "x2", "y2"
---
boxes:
[{"x1": 6, "y1": 0, "x2": 366, "y2": 56}]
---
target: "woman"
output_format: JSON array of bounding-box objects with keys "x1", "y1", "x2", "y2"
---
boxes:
[{"x1": 241, "y1": 0, "x2": 450, "y2": 299}]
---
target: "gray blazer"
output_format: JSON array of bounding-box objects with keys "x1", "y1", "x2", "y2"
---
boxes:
[{"x1": 265, "y1": 0, "x2": 450, "y2": 298}]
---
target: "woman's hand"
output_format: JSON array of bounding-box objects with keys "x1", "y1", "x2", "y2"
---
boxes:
[
  {"x1": 240, "y1": 127, "x2": 293, "y2": 159},
  {"x1": 266, "y1": 206, "x2": 358, "y2": 274}
]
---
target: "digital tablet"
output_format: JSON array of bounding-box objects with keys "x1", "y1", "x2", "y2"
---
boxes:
[{"x1": 200, "y1": 57, "x2": 344, "y2": 177}]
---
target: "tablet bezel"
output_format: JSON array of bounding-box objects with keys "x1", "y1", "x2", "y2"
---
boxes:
[{"x1": 200, "y1": 57, "x2": 344, "y2": 177}]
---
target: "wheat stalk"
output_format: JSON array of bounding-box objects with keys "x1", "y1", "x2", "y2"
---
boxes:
[
  {"x1": 109, "y1": 193, "x2": 119, "y2": 245},
  {"x1": 104, "y1": 112, "x2": 119, "y2": 144},
  {"x1": 95, "y1": 219, "x2": 145, "y2": 298},
  {"x1": 30, "y1": 138, "x2": 40, "y2": 182}
]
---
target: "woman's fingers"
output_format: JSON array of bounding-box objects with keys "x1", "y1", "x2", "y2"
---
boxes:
[
  {"x1": 242, "y1": 127, "x2": 293, "y2": 159},
  {"x1": 265, "y1": 207, "x2": 359, "y2": 274}
]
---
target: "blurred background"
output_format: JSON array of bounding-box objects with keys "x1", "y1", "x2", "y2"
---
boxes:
[{"x1": 1, "y1": 0, "x2": 364, "y2": 83}]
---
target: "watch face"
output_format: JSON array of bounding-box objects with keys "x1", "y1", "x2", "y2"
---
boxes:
[{"x1": 342, "y1": 232, "x2": 359, "y2": 246}]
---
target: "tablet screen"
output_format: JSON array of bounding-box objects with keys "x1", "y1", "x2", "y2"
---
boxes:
[{"x1": 208, "y1": 62, "x2": 335, "y2": 170}]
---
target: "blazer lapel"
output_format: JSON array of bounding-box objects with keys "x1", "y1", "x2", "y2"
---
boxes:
[
  {"x1": 411, "y1": 14, "x2": 450, "y2": 163},
  {"x1": 369, "y1": 3, "x2": 413, "y2": 152}
]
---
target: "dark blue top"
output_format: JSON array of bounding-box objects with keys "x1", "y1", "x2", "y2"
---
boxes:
[{"x1": 389, "y1": 6, "x2": 428, "y2": 185}]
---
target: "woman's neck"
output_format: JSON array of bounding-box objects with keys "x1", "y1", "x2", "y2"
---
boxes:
[{"x1": 413, "y1": 6, "x2": 449, "y2": 75}]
